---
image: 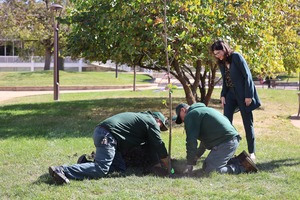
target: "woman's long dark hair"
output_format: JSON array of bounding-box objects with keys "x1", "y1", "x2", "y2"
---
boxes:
[{"x1": 210, "y1": 39, "x2": 234, "y2": 65}]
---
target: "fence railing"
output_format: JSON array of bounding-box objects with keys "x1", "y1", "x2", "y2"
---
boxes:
[
  {"x1": 0, "y1": 56, "x2": 155, "y2": 74},
  {"x1": 0, "y1": 56, "x2": 86, "y2": 72}
]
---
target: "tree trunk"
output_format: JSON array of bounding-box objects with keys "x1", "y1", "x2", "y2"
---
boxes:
[
  {"x1": 191, "y1": 60, "x2": 202, "y2": 102},
  {"x1": 44, "y1": 47, "x2": 52, "y2": 70},
  {"x1": 204, "y1": 63, "x2": 218, "y2": 106},
  {"x1": 199, "y1": 70, "x2": 207, "y2": 103},
  {"x1": 172, "y1": 59, "x2": 196, "y2": 105},
  {"x1": 140, "y1": 58, "x2": 217, "y2": 107}
]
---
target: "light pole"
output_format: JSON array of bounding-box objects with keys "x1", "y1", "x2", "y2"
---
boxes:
[{"x1": 50, "y1": 3, "x2": 63, "y2": 101}]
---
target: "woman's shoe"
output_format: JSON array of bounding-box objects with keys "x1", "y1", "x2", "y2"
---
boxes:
[{"x1": 250, "y1": 153, "x2": 256, "y2": 162}]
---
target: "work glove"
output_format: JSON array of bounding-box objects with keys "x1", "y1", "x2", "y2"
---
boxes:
[
  {"x1": 160, "y1": 156, "x2": 170, "y2": 169},
  {"x1": 183, "y1": 165, "x2": 193, "y2": 174}
]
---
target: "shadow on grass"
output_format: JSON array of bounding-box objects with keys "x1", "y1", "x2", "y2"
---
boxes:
[
  {"x1": 176, "y1": 157, "x2": 300, "y2": 177},
  {"x1": 0, "y1": 96, "x2": 225, "y2": 139},
  {"x1": 256, "y1": 158, "x2": 300, "y2": 172},
  {"x1": 33, "y1": 158, "x2": 206, "y2": 186},
  {"x1": 289, "y1": 115, "x2": 300, "y2": 120},
  {"x1": 33, "y1": 173, "x2": 57, "y2": 185},
  {"x1": 0, "y1": 97, "x2": 181, "y2": 139},
  {"x1": 0, "y1": 97, "x2": 219, "y2": 139},
  {"x1": 32, "y1": 157, "x2": 300, "y2": 186}
]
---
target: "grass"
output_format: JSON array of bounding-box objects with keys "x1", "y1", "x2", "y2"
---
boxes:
[
  {"x1": 276, "y1": 74, "x2": 299, "y2": 82},
  {"x1": 1, "y1": 79, "x2": 300, "y2": 199},
  {"x1": 0, "y1": 71, "x2": 153, "y2": 86}
]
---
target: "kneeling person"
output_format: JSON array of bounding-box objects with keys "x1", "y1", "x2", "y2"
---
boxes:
[
  {"x1": 175, "y1": 103, "x2": 257, "y2": 174},
  {"x1": 49, "y1": 111, "x2": 169, "y2": 184}
]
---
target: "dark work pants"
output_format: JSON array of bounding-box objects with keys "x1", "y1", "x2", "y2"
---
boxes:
[{"x1": 224, "y1": 89, "x2": 255, "y2": 154}]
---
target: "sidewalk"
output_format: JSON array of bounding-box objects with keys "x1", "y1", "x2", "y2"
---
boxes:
[{"x1": 290, "y1": 114, "x2": 300, "y2": 128}]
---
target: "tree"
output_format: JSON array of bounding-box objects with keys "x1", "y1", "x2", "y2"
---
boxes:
[
  {"x1": 225, "y1": 0, "x2": 300, "y2": 78},
  {"x1": 65, "y1": 0, "x2": 300, "y2": 105},
  {"x1": 0, "y1": 0, "x2": 70, "y2": 70},
  {"x1": 272, "y1": 0, "x2": 300, "y2": 75}
]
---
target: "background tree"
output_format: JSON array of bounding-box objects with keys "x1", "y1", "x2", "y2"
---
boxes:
[
  {"x1": 0, "y1": 0, "x2": 70, "y2": 70},
  {"x1": 226, "y1": 0, "x2": 300, "y2": 78},
  {"x1": 65, "y1": 0, "x2": 299, "y2": 105}
]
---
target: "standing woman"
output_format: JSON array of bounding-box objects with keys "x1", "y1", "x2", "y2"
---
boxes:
[{"x1": 210, "y1": 39, "x2": 261, "y2": 160}]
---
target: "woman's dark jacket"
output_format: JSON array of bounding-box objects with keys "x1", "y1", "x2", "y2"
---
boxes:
[{"x1": 219, "y1": 52, "x2": 261, "y2": 112}]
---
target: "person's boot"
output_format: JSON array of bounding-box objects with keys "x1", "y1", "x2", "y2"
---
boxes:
[
  {"x1": 236, "y1": 150, "x2": 249, "y2": 161},
  {"x1": 49, "y1": 166, "x2": 70, "y2": 184},
  {"x1": 227, "y1": 150, "x2": 248, "y2": 166},
  {"x1": 240, "y1": 157, "x2": 259, "y2": 173},
  {"x1": 235, "y1": 151, "x2": 258, "y2": 173},
  {"x1": 77, "y1": 154, "x2": 91, "y2": 164},
  {"x1": 89, "y1": 151, "x2": 95, "y2": 159},
  {"x1": 77, "y1": 152, "x2": 95, "y2": 164}
]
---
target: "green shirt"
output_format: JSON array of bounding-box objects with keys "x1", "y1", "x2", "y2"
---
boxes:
[
  {"x1": 98, "y1": 111, "x2": 168, "y2": 159},
  {"x1": 184, "y1": 103, "x2": 239, "y2": 165}
]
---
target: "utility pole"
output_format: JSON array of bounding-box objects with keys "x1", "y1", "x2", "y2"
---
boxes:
[{"x1": 50, "y1": 4, "x2": 63, "y2": 101}]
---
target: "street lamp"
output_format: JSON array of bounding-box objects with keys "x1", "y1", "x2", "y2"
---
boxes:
[{"x1": 50, "y1": 3, "x2": 63, "y2": 101}]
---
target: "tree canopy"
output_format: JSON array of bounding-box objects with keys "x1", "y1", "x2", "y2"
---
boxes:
[
  {"x1": 64, "y1": 0, "x2": 299, "y2": 104},
  {"x1": 1, "y1": 0, "x2": 299, "y2": 104}
]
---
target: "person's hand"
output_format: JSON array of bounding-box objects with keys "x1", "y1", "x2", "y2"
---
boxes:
[
  {"x1": 245, "y1": 98, "x2": 252, "y2": 106},
  {"x1": 160, "y1": 156, "x2": 169, "y2": 169},
  {"x1": 183, "y1": 165, "x2": 193, "y2": 174},
  {"x1": 221, "y1": 97, "x2": 226, "y2": 108}
]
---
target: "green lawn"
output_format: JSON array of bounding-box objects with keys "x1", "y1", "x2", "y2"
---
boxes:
[
  {"x1": 0, "y1": 71, "x2": 153, "y2": 86},
  {"x1": 0, "y1": 83, "x2": 300, "y2": 199}
]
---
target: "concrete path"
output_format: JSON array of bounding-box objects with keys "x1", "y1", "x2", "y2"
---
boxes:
[
  {"x1": 290, "y1": 114, "x2": 300, "y2": 129},
  {"x1": 0, "y1": 91, "x2": 53, "y2": 102}
]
